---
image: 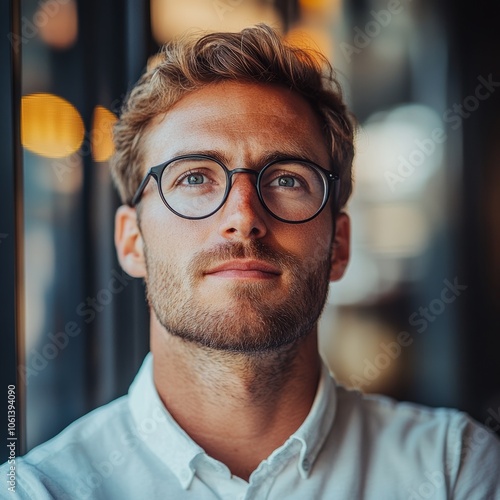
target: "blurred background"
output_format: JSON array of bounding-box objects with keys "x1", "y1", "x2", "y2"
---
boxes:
[{"x1": 1, "y1": 0, "x2": 500, "y2": 461}]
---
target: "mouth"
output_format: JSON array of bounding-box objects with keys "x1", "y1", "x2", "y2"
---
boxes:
[{"x1": 204, "y1": 259, "x2": 282, "y2": 280}]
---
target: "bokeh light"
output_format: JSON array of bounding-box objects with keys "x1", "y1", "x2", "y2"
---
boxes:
[
  {"x1": 21, "y1": 93, "x2": 85, "y2": 158},
  {"x1": 91, "y1": 106, "x2": 117, "y2": 163},
  {"x1": 38, "y1": 0, "x2": 78, "y2": 50}
]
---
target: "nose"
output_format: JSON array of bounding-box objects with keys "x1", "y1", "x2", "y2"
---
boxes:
[{"x1": 217, "y1": 171, "x2": 268, "y2": 241}]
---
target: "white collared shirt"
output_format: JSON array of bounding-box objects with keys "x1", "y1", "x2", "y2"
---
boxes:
[{"x1": 2, "y1": 353, "x2": 500, "y2": 499}]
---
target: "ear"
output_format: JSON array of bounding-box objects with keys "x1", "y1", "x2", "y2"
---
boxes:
[
  {"x1": 329, "y1": 212, "x2": 350, "y2": 282},
  {"x1": 114, "y1": 205, "x2": 147, "y2": 278}
]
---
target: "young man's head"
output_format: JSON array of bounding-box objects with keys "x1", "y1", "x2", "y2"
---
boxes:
[
  {"x1": 111, "y1": 24, "x2": 354, "y2": 212},
  {"x1": 112, "y1": 24, "x2": 354, "y2": 353}
]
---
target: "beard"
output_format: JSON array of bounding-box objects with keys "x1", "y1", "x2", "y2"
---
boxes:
[{"x1": 143, "y1": 239, "x2": 331, "y2": 353}]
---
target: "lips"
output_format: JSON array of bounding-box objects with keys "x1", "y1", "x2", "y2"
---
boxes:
[{"x1": 204, "y1": 259, "x2": 281, "y2": 279}]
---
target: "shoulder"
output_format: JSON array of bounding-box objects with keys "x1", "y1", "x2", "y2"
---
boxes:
[
  {"x1": 0, "y1": 395, "x2": 131, "y2": 499},
  {"x1": 24, "y1": 395, "x2": 130, "y2": 466},
  {"x1": 335, "y1": 384, "x2": 465, "y2": 432},
  {"x1": 334, "y1": 383, "x2": 497, "y2": 442},
  {"x1": 330, "y1": 383, "x2": 500, "y2": 497}
]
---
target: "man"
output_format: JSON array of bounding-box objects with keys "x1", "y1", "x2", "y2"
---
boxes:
[{"x1": 2, "y1": 24, "x2": 499, "y2": 500}]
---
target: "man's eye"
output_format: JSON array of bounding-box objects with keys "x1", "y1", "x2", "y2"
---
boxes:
[
  {"x1": 183, "y1": 173, "x2": 205, "y2": 185},
  {"x1": 270, "y1": 176, "x2": 302, "y2": 188}
]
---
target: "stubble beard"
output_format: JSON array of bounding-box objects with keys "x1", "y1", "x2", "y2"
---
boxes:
[{"x1": 144, "y1": 240, "x2": 331, "y2": 354}]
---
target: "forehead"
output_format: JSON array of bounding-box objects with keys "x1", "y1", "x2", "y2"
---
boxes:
[{"x1": 142, "y1": 81, "x2": 330, "y2": 170}]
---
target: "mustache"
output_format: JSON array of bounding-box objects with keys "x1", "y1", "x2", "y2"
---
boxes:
[{"x1": 188, "y1": 240, "x2": 299, "y2": 277}]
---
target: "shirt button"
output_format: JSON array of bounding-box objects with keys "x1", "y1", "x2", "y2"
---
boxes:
[{"x1": 302, "y1": 458, "x2": 310, "y2": 471}]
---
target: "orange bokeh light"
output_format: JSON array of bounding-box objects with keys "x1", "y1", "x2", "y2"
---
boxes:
[
  {"x1": 21, "y1": 93, "x2": 84, "y2": 158},
  {"x1": 91, "y1": 106, "x2": 117, "y2": 163}
]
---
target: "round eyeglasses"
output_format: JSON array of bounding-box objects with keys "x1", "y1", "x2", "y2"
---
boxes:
[{"x1": 130, "y1": 154, "x2": 340, "y2": 224}]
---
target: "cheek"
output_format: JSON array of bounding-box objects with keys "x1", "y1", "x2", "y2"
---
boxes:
[
  {"x1": 283, "y1": 216, "x2": 333, "y2": 260},
  {"x1": 142, "y1": 211, "x2": 210, "y2": 262},
  {"x1": 299, "y1": 233, "x2": 332, "y2": 263}
]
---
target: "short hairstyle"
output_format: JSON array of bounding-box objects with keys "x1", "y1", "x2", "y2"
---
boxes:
[{"x1": 111, "y1": 23, "x2": 355, "y2": 211}]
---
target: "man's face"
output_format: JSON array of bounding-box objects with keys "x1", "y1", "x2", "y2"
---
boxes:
[{"x1": 125, "y1": 81, "x2": 346, "y2": 352}]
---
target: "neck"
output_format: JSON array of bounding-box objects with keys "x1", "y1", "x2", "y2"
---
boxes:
[{"x1": 151, "y1": 314, "x2": 321, "y2": 481}]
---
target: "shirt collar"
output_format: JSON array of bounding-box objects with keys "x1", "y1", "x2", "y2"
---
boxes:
[
  {"x1": 289, "y1": 360, "x2": 337, "y2": 478},
  {"x1": 128, "y1": 353, "x2": 202, "y2": 489},
  {"x1": 128, "y1": 353, "x2": 337, "y2": 487}
]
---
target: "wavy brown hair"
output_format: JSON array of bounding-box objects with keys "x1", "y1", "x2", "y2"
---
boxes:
[{"x1": 111, "y1": 24, "x2": 355, "y2": 211}]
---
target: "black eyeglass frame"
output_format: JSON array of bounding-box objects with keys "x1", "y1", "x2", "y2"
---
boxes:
[{"x1": 130, "y1": 154, "x2": 340, "y2": 224}]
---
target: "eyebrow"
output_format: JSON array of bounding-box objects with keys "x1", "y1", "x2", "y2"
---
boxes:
[{"x1": 168, "y1": 147, "x2": 325, "y2": 169}]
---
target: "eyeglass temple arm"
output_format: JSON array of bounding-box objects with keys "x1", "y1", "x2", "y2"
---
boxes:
[
  {"x1": 130, "y1": 170, "x2": 154, "y2": 207},
  {"x1": 327, "y1": 172, "x2": 341, "y2": 213}
]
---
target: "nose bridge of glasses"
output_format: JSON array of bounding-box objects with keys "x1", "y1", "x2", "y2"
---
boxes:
[
  {"x1": 223, "y1": 167, "x2": 263, "y2": 212},
  {"x1": 226, "y1": 167, "x2": 260, "y2": 194},
  {"x1": 228, "y1": 167, "x2": 259, "y2": 182}
]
